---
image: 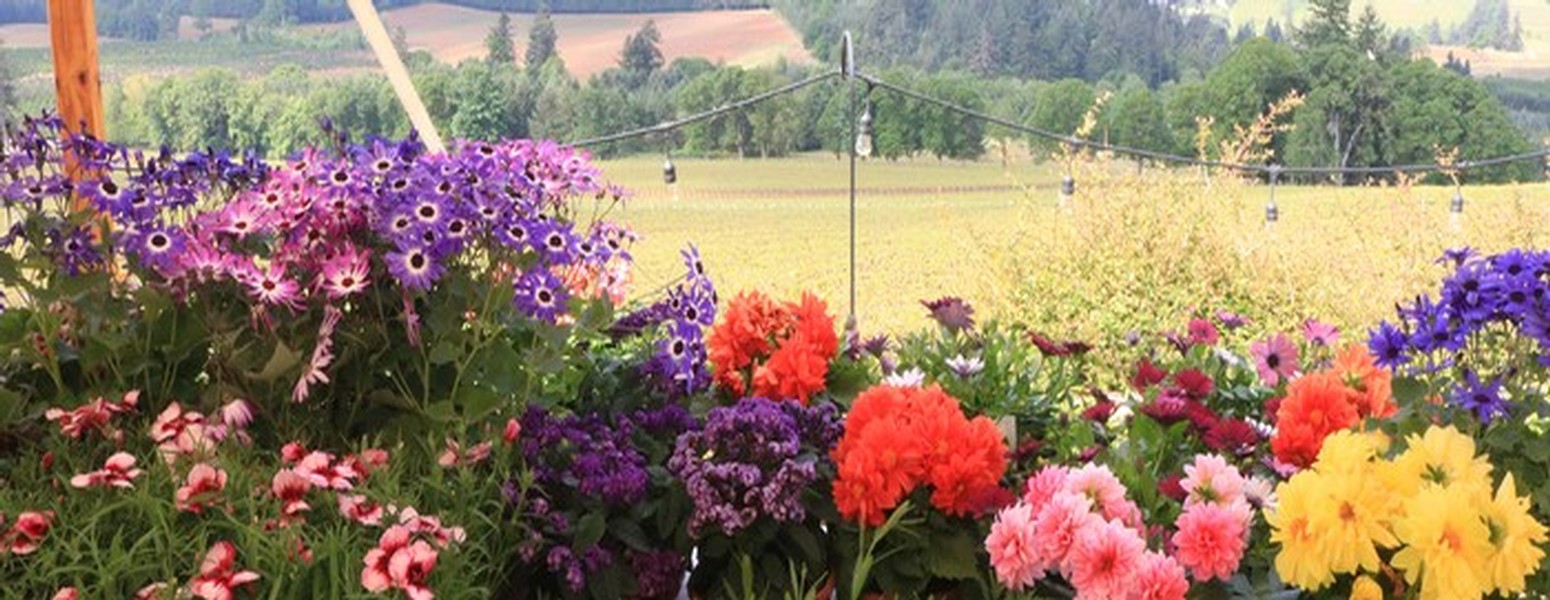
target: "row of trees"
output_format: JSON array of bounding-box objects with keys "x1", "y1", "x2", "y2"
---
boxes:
[
  {"x1": 774, "y1": 0, "x2": 1233, "y2": 87},
  {"x1": 0, "y1": 0, "x2": 770, "y2": 38},
  {"x1": 90, "y1": 0, "x2": 1540, "y2": 183}
]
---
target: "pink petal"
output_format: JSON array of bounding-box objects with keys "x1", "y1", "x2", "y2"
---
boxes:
[
  {"x1": 200, "y1": 541, "x2": 236, "y2": 576},
  {"x1": 360, "y1": 566, "x2": 392, "y2": 592}
]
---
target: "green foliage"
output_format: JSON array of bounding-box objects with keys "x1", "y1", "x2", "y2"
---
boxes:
[
  {"x1": 449, "y1": 61, "x2": 524, "y2": 141},
  {"x1": 1028, "y1": 78, "x2": 1095, "y2": 150},
  {"x1": 893, "y1": 319, "x2": 1073, "y2": 440}
]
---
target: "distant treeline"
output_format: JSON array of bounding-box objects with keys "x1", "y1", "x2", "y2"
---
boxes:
[
  {"x1": 0, "y1": 0, "x2": 771, "y2": 38},
  {"x1": 773, "y1": 0, "x2": 1232, "y2": 88}
]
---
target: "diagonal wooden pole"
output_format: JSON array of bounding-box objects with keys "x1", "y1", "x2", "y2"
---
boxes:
[
  {"x1": 46, "y1": 0, "x2": 104, "y2": 211},
  {"x1": 347, "y1": 0, "x2": 445, "y2": 153}
]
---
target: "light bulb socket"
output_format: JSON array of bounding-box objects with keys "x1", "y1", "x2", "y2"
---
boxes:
[
  {"x1": 663, "y1": 156, "x2": 677, "y2": 185},
  {"x1": 1061, "y1": 175, "x2": 1075, "y2": 197},
  {"x1": 1450, "y1": 191, "x2": 1464, "y2": 214},
  {"x1": 1265, "y1": 202, "x2": 1279, "y2": 223}
]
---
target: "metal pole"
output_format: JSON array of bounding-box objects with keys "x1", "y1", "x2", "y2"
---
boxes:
[{"x1": 844, "y1": 31, "x2": 857, "y2": 325}]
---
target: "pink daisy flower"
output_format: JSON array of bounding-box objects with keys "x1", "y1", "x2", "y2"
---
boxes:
[
  {"x1": 244, "y1": 262, "x2": 304, "y2": 309},
  {"x1": 1067, "y1": 518, "x2": 1146, "y2": 599},
  {"x1": 1249, "y1": 333, "x2": 1299, "y2": 387},
  {"x1": 1133, "y1": 551, "x2": 1189, "y2": 600},
  {"x1": 1180, "y1": 454, "x2": 1246, "y2": 508},
  {"x1": 986, "y1": 503, "x2": 1046, "y2": 590},
  {"x1": 318, "y1": 244, "x2": 372, "y2": 300},
  {"x1": 1170, "y1": 500, "x2": 1251, "y2": 582}
]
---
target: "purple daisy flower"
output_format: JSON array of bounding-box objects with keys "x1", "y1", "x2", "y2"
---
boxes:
[
  {"x1": 1301, "y1": 319, "x2": 1339, "y2": 347},
  {"x1": 1249, "y1": 333, "x2": 1299, "y2": 387},
  {"x1": 495, "y1": 217, "x2": 534, "y2": 253},
  {"x1": 533, "y1": 221, "x2": 578, "y2": 265},
  {"x1": 681, "y1": 244, "x2": 708, "y2": 281},
  {"x1": 1368, "y1": 321, "x2": 1411, "y2": 369},
  {"x1": 1451, "y1": 370, "x2": 1509, "y2": 424},
  {"x1": 386, "y1": 244, "x2": 444, "y2": 291},
  {"x1": 921, "y1": 296, "x2": 975, "y2": 332},
  {"x1": 131, "y1": 225, "x2": 187, "y2": 272},
  {"x1": 1215, "y1": 310, "x2": 1249, "y2": 330},
  {"x1": 513, "y1": 269, "x2": 569, "y2": 323}
]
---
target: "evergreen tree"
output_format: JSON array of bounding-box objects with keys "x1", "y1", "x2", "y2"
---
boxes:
[
  {"x1": 1300, "y1": 0, "x2": 1351, "y2": 48},
  {"x1": 0, "y1": 41, "x2": 14, "y2": 118},
  {"x1": 1235, "y1": 22, "x2": 1257, "y2": 45},
  {"x1": 485, "y1": 12, "x2": 515, "y2": 65},
  {"x1": 525, "y1": 3, "x2": 559, "y2": 71},
  {"x1": 1353, "y1": 5, "x2": 1387, "y2": 58},
  {"x1": 618, "y1": 20, "x2": 664, "y2": 89},
  {"x1": 1265, "y1": 19, "x2": 1285, "y2": 44}
]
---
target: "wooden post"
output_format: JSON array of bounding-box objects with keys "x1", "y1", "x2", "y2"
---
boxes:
[{"x1": 47, "y1": 0, "x2": 104, "y2": 139}]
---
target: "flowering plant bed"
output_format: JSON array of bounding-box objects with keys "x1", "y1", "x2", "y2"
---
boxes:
[{"x1": 0, "y1": 115, "x2": 1546, "y2": 599}]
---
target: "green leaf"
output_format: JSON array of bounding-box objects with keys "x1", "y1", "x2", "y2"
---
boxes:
[
  {"x1": 254, "y1": 340, "x2": 301, "y2": 382},
  {"x1": 924, "y1": 529, "x2": 980, "y2": 580},
  {"x1": 608, "y1": 517, "x2": 651, "y2": 552},
  {"x1": 456, "y1": 385, "x2": 501, "y2": 422},
  {"x1": 429, "y1": 338, "x2": 463, "y2": 365},
  {"x1": 573, "y1": 513, "x2": 606, "y2": 551},
  {"x1": 423, "y1": 401, "x2": 457, "y2": 423},
  {"x1": 786, "y1": 525, "x2": 824, "y2": 564},
  {"x1": 1393, "y1": 376, "x2": 1428, "y2": 404}
]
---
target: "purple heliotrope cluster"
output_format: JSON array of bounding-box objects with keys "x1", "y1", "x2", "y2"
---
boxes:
[
  {"x1": 1367, "y1": 247, "x2": 1550, "y2": 422},
  {"x1": 519, "y1": 406, "x2": 654, "y2": 506},
  {"x1": 512, "y1": 405, "x2": 696, "y2": 594},
  {"x1": 612, "y1": 245, "x2": 717, "y2": 398},
  {"x1": 667, "y1": 397, "x2": 841, "y2": 537}
]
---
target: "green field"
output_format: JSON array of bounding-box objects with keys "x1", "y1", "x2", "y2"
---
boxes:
[
  {"x1": 600, "y1": 155, "x2": 1550, "y2": 338},
  {"x1": 599, "y1": 156, "x2": 1051, "y2": 334}
]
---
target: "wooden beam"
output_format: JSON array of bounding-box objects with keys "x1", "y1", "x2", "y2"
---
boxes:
[
  {"x1": 347, "y1": 0, "x2": 445, "y2": 153},
  {"x1": 47, "y1": 0, "x2": 104, "y2": 139}
]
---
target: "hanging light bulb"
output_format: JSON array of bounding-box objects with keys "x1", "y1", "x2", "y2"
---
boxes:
[
  {"x1": 1059, "y1": 174, "x2": 1075, "y2": 208},
  {"x1": 1449, "y1": 187, "x2": 1465, "y2": 233},
  {"x1": 1264, "y1": 165, "x2": 1282, "y2": 228},
  {"x1": 662, "y1": 153, "x2": 677, "y2": 185},
  {"x1": 855, "y1": 102, "x2": 874, "y2": 159}
]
